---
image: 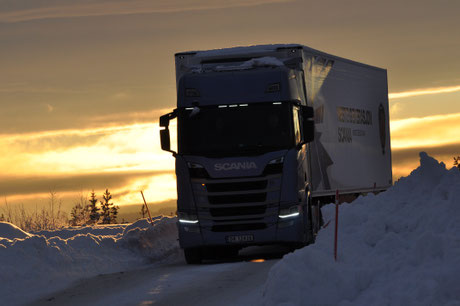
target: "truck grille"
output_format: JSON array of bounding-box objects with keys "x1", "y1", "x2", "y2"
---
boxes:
[
  {"x1": 192, "y1": 174, "x2": 281, "y2": 231},
  {"x1": 210, "y1": 206, "x2": 266, "y2": 217},
  {"x1": 206, "y1": 180, "x2": 267, "y2": 192},
  {"x1": 208, "y1": 193, "x2": 266, "y2": 205}
]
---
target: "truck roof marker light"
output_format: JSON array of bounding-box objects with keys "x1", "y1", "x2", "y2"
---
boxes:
[
  {"x1": 218, "y1": 105, "x2": 228, "y2": 108},
  {"x1": 239, "y1": 104, "x2": 248, "y2": 107},
  {"x1": 279, "y1": 212, "x2": 300, "y2": 219},
  {"x1": 229, "y1": 104, "x2": 238, "y2": 108},
  {"x1": 179, "y1": 219, "x2": 199, "y2": 224},
  {"x1": 185, "y1": 107, "x2": 194, "y2": 110},
  {"x1": 273, "y1": 102, "x2": 282, "y2": 105}
]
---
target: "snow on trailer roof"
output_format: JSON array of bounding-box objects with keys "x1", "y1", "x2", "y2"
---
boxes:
[
  {"x1": 175, "y1": 44, "x2": 302, "y2": 57},
  {"x1": 175, "y1": 44, "x2": 385, "y2": 71}
]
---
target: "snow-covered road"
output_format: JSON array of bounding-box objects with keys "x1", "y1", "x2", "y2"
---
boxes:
[{"x1": 31, "y1": 247, "x2": 287, "y2": 306}]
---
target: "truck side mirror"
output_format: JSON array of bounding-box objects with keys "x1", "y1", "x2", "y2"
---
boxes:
[
  {"x1": 160, "y1": 129, "x2": 171, "y2": 151},
  {"x1": 302, "y1": 106, "x2": 315, "y2": 143},
  {"x1": 159, "y1": 110, "x2": 178, "y2": 155}
]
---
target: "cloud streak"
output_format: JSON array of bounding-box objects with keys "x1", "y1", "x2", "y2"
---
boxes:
[
  {"x1": 0, "y1": 118, "x2": 176, "y2": 177},
  {"x1": 389, "y1": 85, "x2": 460, "y2": 99},
  {"x1": 390, "y1": 112, "x2": 460, "y2": 149},
  {"x1": 0, "y1": 0, "x2": 293, "y2": 23},
  {"x1": 0, "y1": 170, "x2": 172, "y2": 197}
]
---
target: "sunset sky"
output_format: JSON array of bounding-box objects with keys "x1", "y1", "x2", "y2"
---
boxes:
[{"x1": 1, "y1": 0, "x2": 459, "y2": 212}]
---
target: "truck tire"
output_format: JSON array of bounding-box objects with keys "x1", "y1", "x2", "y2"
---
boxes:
[
  {"x1": 290, "y1": 196, "x2": 315, "y2": 251},
  {"x1": 184, "y1": 248, "x2": 202, "y2": 264}
]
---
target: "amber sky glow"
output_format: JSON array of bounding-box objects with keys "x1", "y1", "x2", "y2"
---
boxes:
[
  {"x1": 1, "y1": 0, "x2": 459, "y2": 213},
  {"x1": 390, "y1": 113, "x2": 460, "y2": 149}
]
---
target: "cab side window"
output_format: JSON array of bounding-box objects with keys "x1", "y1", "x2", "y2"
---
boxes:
[{"x1": 293, "y1": 106, "x2": 302, "y2": 145}]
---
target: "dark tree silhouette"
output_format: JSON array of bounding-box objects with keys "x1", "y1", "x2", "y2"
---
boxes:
[
  {"x1": 88, "y1": 191, "x2": 100, "y2": 224},
  {"x1": 454, "y1": 156, "x2": 460, "y2": 170},
  {"x1": 100, "y1": 189, "x2": 119, "y2": 224},
  {"x1": 70, "y1": 203, "x2": 84, "y2": 226}
]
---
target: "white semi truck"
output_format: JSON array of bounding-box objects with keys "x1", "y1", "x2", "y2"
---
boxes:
[{"x1": 159, "y1": 44, "x2": 392, "y2": 263}]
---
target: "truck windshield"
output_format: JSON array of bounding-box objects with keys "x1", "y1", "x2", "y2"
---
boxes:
[{"x1": 178, "y1": 102, "x2": 293, "y2": 156}]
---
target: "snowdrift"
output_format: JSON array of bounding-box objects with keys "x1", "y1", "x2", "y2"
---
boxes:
[
  {"x1": 0, "y1": 216, "x2": 179, "y2": 305},
  {"x1": 33, "y1": 223, "x2": 128, "y2": 239},
  {"x1": 263, "y1": 152, "x2": 460, "y2": 306},
  {"x1": 0, "y1": 221, "x2": 31, "y2": 240}
]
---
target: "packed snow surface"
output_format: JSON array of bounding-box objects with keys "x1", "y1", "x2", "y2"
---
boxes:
[
  {"x1": 263, "y1": 152, "x2": 460, "y2": 306},
  {"x1": 0, "y1": 216, "x2": 179, "y2": 305}
]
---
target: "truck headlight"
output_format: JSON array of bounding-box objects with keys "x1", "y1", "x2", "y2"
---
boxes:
[
  {"x1": 178, "y1": 212, "x2": 199, "y2": 224},
  {"x1": 264, "y1": 156, "x2": 284, "y2": 175},
  {"x1": 187, "y1": 162, "x2": 209, "y2": 178},
  {"x1": 279, "y1": 205, "x2": 300, "y2": 219},
  {"x1": 268, "y1": 156, "x2": 284, "y2": 164},
  {"x1": 187, "y1": 162, "x2": 204, "y2": 169}
]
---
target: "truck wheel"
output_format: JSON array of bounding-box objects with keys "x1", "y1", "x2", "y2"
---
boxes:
[
  {"x1": 291, "y1": 196, "x2": 315, "y2": 251},
  {"x1": 184, "y1": 248, "x2": 202, "y2": 264}
]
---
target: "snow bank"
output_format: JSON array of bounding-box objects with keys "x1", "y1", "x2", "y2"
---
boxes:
[
  {"x1": 0, "y1": 221, "x2": 31, "y2": 240},
  {"x1": 263, "y1": 152, "x2": 460, "y2": 306},
  {"x1": 0, "y1": 216, "x2": 179, "y2": 305},
  {"x1": 123, "y1": 216, "x2": 179, "y2": 260},
  {"x1": 33, "y1": 223, "x2": 128, "y2": 239}
]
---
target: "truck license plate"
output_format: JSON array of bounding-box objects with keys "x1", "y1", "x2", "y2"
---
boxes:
[{"x1": 226, "y1": 235, "x2": 254, "y2": 243}]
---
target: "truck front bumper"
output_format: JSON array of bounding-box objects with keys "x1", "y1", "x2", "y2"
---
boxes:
[{"x1": 178, "y1": 214, "x2": 304, "y2": 249}]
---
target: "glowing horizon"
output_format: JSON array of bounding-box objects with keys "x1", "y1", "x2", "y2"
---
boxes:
[
  {"x1": 390, "y1": 112, "x2": 460, "y2": 149},
  {"x1": 1, "y1": 85, "x2": 459, "y2": 208}
]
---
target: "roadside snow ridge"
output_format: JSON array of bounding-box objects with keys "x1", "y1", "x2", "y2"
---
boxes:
[{"x1": 263, "y1": 152, "x2": 460, "y2": 306}]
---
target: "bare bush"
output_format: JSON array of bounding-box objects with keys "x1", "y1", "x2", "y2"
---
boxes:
[
  {"x1": 0, "y1": 192, "x2": 68, "y2": 232},
  {"x1": 69, "y1": 193, "x2": 91, "y2": 226}
]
